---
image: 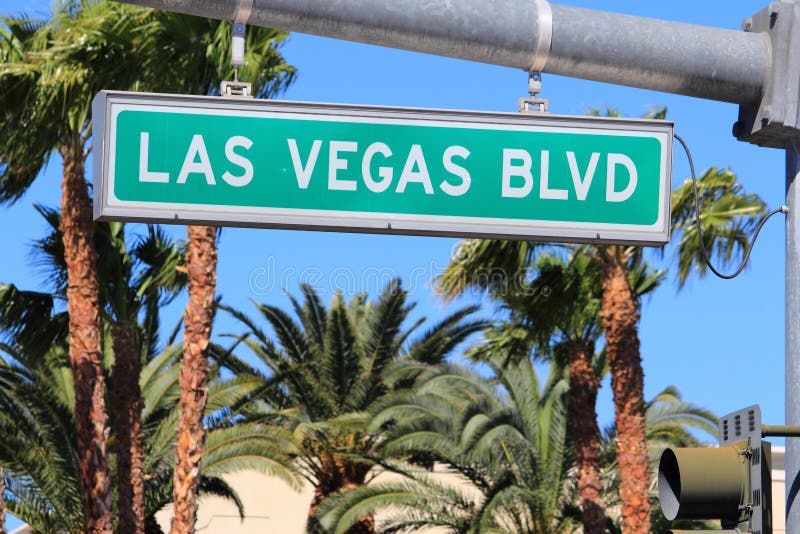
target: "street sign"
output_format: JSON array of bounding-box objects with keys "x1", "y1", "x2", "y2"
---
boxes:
[{"x1": 93, "y1": 91, "x2": 673, "y2": 245}]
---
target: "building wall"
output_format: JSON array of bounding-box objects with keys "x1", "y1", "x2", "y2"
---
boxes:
[
  {"x1": 155, "y1": 471, "x2": 315, "y2": 533},
  {"x1": 154, "y1": 465, "x2": 469, "y2": 533},
  {"x1": 773, "y1": 446, "x2": 786, "y2": 534}
]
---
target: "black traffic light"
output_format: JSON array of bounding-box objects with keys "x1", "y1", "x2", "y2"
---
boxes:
[{"x1": 658, "y1": 405, "x2": 772, "y2": 534}]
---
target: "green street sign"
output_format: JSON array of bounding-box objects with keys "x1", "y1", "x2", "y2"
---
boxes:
[{"x1": 93, "y1": 91, "x2": 673, "y2": 245}]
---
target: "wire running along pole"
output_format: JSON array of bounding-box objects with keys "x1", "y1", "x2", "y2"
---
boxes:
[{"x1": 674, "y1": 133, "x2": 786, "y2": 281}]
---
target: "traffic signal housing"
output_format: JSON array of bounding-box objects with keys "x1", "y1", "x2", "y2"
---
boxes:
[{"x1": 658, "y1": 405, "x2": 772, "y2": 534}]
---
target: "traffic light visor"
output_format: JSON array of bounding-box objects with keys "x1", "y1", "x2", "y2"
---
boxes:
[{"x1": 658, "y1": 446, "x2": 745, "y2": 521}]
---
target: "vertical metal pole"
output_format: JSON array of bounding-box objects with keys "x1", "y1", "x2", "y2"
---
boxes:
[{"x1": 787, "y1": 139, "x2": 800, "y2": 534}]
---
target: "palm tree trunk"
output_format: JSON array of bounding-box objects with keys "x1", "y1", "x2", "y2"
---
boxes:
[
  {"x1": 567, "y1": 340, "x2": 606, "y2": 534},
  {"x1": 307, "y1": 455, "x2": 374, "y2": 534},
  {"x1": 171, "y1": 225, "x2": 217, "y2": 534},
  {"x1": 112, "y1": 321, "x2": 146, "y2": 534},
  {"x1": 599, "y1": 253, "x2": 650, "y2": 534},
  {"x1": 308, "y1": 485, "x2": 374, "y2": 534},
  {"x1": 60, "y1": 148, "x2": 113, "y2": 533}
]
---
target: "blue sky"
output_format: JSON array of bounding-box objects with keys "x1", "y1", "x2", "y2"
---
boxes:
[{"x1": 0, "y1": 0, "x2": 790, "y2": 528}]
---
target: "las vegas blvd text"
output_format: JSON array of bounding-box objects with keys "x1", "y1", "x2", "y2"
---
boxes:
[{"x1": 137, "y1": 131, "x2": 641, "y2": 203}]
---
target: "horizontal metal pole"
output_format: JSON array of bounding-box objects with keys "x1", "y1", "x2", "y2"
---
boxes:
[
  {"x1": 116, "y1": 0, "x2": 769, "y2": 105},
  {"x1": 547, "y1": 4, "x2": 767, "y2": 105},
  {"x1": 762, "y1": 424, "x2": 800, "y2": 437},
  {"x1": 118, "y1": 0, "x2": 552, "y2": 74}
]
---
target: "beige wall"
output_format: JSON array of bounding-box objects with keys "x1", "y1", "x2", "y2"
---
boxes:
[
  {"x1": 773, "y1": 446, "x2": 786, "y2": 534},
  {"x1": 155, "y1": 471, "x2": 315, "y2": 533},
  {"x1": 155, "y1": 465, "x2": 468, "y2": 533}
]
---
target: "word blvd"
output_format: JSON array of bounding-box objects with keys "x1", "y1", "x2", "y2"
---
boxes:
[{"x1": 501, "y1": 149, "x2": 638, "y2": 202}]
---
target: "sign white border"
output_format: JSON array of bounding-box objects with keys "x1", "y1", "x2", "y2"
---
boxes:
[{"x1": 93, "y1": 90, "x2": 673, "y2": 246}]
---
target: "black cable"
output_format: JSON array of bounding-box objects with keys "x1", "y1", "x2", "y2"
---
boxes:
[{"x1": 674, "y1": 133, "x2": 786, "y2": 280}]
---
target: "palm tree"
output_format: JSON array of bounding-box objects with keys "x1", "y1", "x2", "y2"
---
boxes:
[
  {"x1": 437, "y1": 243, "x2": 742, "y2": 534},
  {"x1": 0, "y1": 338, "x2": 300, "y2": 534},
  {"x1": 2, "y1": 204, "x2": 185, "y2": 531},
  {"x1": 0, "y1": 3, "x2": 192, "y2": 529},
  {"x1": 436, "y1": 109, "x2": 764, "y2": 534},
  {"x1": 219, "y1": 281, "x2": 483, "y2": 533},
  {"x1": 491, "y1": 252, "x2": 608, "y2": 533},
  {"x1": 170, "y1": 223, "x2": 218, "y2": 534},
  {"x1": 0, "y1": 6, "x2": 295, "y2": 531},
  {"x1": 0, "y1": 257, "x2": 301, "y2": 533},
  {"x1": 30, "y1": 205, "x2": 187, "y2": 534},
  {"x1": 109, "y1": 226, "x2": 186, "y2": 534},
  {"x1": 438, "y1": 246, "x2": 662, "y2": 534},
  {"x1": 127, "y1": 14, "x2": 296, "y2": 532},
  {"x1": 317, "y1": 354, "x2": 574, "y2": 534}
]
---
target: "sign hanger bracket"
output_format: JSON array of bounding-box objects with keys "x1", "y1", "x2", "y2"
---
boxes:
[
  {"x1": 221, "y1": 2, "x2": 253, "y2": 98},
  {"x1": 518, "y1": 71, "x2": 548, "y2": 114}
]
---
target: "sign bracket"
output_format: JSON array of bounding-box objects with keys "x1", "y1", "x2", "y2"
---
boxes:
[
  {"x1": 221, "y1": 15, "x2": 252, "y2": 98},
  {"x1": 518, "y1": 72, "x2": 548, "y2": 114}
]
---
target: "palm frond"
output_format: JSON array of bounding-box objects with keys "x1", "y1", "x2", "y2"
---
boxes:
[{"x1": 201, "y1": 423, "x2": 301, "y2": 490}]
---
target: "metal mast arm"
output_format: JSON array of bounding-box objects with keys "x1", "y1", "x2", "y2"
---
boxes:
[{"x1": 116, "y1": 0, "x2": 768, "y2": 105}]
